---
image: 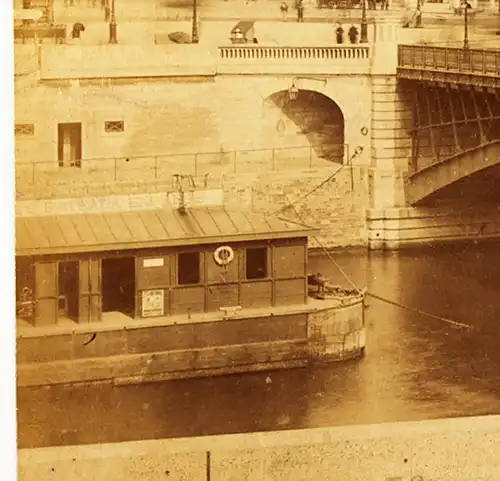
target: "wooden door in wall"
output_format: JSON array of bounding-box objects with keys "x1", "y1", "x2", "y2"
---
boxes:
[
  {"x1": 78, "y1": 258, "x2": 102, "y2": 323},
  {"x1": 34, "y1": 261, "x2": 58, "y2": 326},
  {"x1": 58, "y1": 122, "x2": 82, "y2": 167}
]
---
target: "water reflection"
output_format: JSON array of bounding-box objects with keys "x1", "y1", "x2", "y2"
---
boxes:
[{"x1": 17, "y1": 243, "x2": 500, "y2": 449}]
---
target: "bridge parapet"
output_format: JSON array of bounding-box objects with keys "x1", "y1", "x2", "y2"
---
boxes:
[
  {"x1": 217, "y1": 45, "x2": 372, "y2": 75},
  {"x1": 397, "y1": 44, "x2": 500, "y2": 88},
  {"x1": 36, "y1": 44, "x2": 373, "y2": 80},
  {"x1": 218, "y1": 46, "x2": 370, "y2": 61}
]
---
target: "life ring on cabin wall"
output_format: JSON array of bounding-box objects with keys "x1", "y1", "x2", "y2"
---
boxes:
[{"x1": 214, "y1": 245, "x2": 235, "y2": 266}]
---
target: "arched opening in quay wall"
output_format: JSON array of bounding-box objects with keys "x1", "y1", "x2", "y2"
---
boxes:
[{"x1": 262, "y1": 90, "x2": 346, "y2": 164}]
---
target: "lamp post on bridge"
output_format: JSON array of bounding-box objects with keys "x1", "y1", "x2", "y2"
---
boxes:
[
  {"x1": 47, "y1": 0, "x2": 54, "y2": 24},
  {"x1": 462, "y1": 0, "x2": 471, "y2": 49},
  {"x1": 104, "y1": 0, "x2": 110, "y2": 22},
  {"x1": 360, "y1": 0, "x2": 368, "y2": 43},
  {"x1": 192, "y1": 0, "x2": 199, "y2": 43},
  {"x1": 108, "y1": 0, "x2": 117, "y2": 43}
]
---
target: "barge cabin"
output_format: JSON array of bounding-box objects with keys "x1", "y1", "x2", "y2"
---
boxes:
[{"x1": 16, "y1": 206, "x2": 365, "y2": 387}]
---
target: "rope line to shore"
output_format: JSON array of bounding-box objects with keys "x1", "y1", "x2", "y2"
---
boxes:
[
  {"x1": 365, "y1": 292, "x2": 474, "y2": 330},
  {"x1": 270, "y1": 164, "x2": 346, "y2": 218},
  {"x1": 285, "y1": 198, "x2": 361, "y2": 293},
  {"x1": 275, "y1": 166, "x2": 478, "y2": 332}
]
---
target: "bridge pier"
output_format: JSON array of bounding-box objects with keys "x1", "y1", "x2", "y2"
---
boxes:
[
  {"x1": 366, "y1": 44, "x2": 500, "y2": 250},
  {"x1": 366, "y1": 204, "x2": 500, "y2": 249},
  {"x1": 368, "y1": 19, "x2": 411, "y2": 213}
]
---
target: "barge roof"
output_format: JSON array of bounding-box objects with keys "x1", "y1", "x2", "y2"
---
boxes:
[{"x1": 16, "y1": 206, "x2": 319, "y2": 256}]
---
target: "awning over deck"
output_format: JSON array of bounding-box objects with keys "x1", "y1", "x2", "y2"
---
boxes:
[{"x1": 16, "y1": 207, "x2": 318, "y2": 257}]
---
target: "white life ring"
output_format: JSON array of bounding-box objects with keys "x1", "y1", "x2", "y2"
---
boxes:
[{"x1": 214, "y1": 245, "x2": 234, "y2": 266}]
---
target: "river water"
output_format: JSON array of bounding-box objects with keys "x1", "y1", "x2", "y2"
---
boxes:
[{"x1": 17, "y1": 242, "x2": 500, "y2": 449}]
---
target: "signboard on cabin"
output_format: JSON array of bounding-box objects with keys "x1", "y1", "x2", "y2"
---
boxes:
[{"x1": 142, "y1": 289, "x2": 165, "y2": 317}]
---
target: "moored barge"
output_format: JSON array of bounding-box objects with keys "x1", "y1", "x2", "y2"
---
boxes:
[{"x1": 15, "y1": 205, "x2": 365, "y2": 387}]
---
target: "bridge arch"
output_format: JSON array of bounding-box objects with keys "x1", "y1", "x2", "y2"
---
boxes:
[
  {"x1": 261, "y1": 89, "x2": 346, "y2": 164},
  {"x1": 405, "y1": 139, "x2": 500, "y2": 205}
]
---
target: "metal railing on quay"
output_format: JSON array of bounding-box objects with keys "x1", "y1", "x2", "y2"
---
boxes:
[
  {"x1": 397, "y1": 44, "x2": 500, "y2": 77},
  {"x1": 15, "y1": 143, "x2": 348, "y2": 199}
]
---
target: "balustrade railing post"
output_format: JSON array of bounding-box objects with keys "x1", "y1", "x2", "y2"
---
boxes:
[
  {"x1": 32, "y1": 163, "x2": 35, "y2": 190},
  {"x1": 114, "y1": 157, "x2": 117, "y2": 181},
  {"x1": 154, "y1": 156, "x2": 158, "y2": 180},
  {"x1": 233, "y1": 150, "x2": 237, "y2": 173},
  {"x1": 271, "y1": 148, "x2": 275, "y2": 170},
  {"x1": 194, "y1": 154, "x2": 198, "y2": 177},
  {"x1": 309, "y1": 146, "x2": 313, "y2": 168}
]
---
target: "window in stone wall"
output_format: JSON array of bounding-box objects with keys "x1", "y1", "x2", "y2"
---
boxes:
[
  {"x1": 15, "y1": 124, "x2": 35, "y2": 136},
  {"x1": 104, "y1": 120, "x2": 125, "y2": 133}
]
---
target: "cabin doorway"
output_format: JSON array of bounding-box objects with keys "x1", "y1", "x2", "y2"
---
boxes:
[
  {"x1": 102, "y1": 257, "x2": 136, "y2": 317},
  {"x1": 58, "y1": 261, "x2": 79, "y2": 321},
  {"x1": 58, "y1": 122, "x2": 82, "y2": 167}
]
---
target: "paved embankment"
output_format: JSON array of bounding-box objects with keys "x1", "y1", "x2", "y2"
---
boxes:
[{"x1": 18, "y1": 415, "x2": 500, "y2": 480}]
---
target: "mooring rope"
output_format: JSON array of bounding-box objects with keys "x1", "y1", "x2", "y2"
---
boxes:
[
  {"x1": 279, "y1": 185, "x2": 476, "y2": 332},
  {"x1": 365, "y1": 292, "x2": 474, "y2": 331},
  {"x1": 270, "y1": 164, "x2": 347, "y2": 218}
]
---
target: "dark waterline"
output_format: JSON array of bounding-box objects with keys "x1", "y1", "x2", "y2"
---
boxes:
[{"x1": 17, "y1": 242, "x2": 500, "y2": 449}]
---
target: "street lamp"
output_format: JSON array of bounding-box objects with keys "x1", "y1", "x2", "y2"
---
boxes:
[
  {"x1": 47, "y1": 0, "x2": 54, "y2": 25},
  {"x1": 360, "y1": 0, "x2": 368, "y2": 43},
  {"x1": 287, "y1": 76, "x2": 327, "y2": 101},
  {"x1": 108, "y1": 0, "x2": 117, "y2": 44},
  {"x1": 463, "y1": 0, "x2": 471, "y2": 49},
  {"x1": 104, "y1": 0, "x2": 110, "y2": 22},
  {"x1": 288, "y1": 82, "x2": 299, "y2": 101},
  {"x1": 192, "y1": 0, "x2": 199, "y2": 43}
]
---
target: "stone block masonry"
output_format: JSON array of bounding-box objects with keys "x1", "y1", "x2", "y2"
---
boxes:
[
  {"x1": 225, "y1": 166, "x2": 371, "y2": 249},
  {"x1": 16, "y1": 164, "x2": 371, "y2": 249}
]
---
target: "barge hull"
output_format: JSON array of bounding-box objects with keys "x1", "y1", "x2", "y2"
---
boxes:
[{"x1": 17, "y1": 299, "x2": 365, "y2": 388}]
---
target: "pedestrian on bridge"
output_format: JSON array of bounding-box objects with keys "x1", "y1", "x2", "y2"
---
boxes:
[
  {"x1": 348, "y1": 25, "x2": 358, "y2": 43},
  {"x1": 336, "y1": 23, "x2": 344, "y2": 44},
  {"x1": 280, "y1": 1, "x2": 289, "y2": 20},
  {"x1": 297, "y1": 0, "x2": 305, "y2": 22}
]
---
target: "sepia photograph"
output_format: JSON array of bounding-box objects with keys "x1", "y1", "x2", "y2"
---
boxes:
[{"x1": 9, "y1": 0, "x2": 500, "y2": 478}]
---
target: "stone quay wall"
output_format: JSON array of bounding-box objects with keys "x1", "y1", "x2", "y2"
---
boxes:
[
  {"x1": 16, "y1": 165, "x2": 372, "y2": 249},
  {"x1": 18, "y1": 415, "x2": 500, "y2": 481}
]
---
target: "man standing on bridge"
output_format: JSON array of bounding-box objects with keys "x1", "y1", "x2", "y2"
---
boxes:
[{"x1": 297, "y1": 0, "x2": 305, "y2": 22}]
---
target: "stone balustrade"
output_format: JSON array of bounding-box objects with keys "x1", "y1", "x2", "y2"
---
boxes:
[
  {"x1": 218, "y1": 45, "x2": 371, "y2": 61},
  {"x1": 34, "y1": 44, "x2": 373, "y2": 80}
]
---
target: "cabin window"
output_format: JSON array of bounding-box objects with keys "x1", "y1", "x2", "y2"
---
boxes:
[
  {"x1": 246, "y1": 247, "x2": 267, "y2": 280},
  {"x1": 178, "y1": 252, "x2": 200, "y2": 285}
]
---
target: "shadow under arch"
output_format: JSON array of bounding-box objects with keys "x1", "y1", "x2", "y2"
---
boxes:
[{"x1": 263, "y1": 89, "x2": 345, "y2": 164}]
